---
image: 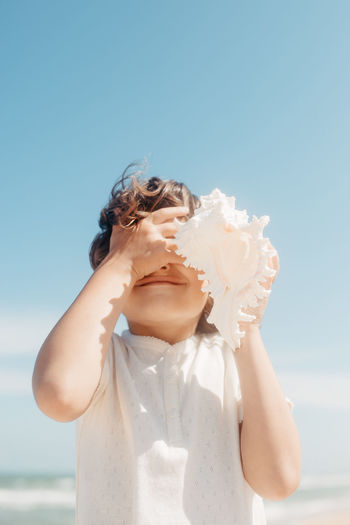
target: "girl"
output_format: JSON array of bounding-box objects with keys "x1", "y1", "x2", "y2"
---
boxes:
[{"x1": 32, "y1": 161, "x2": 301, "y2": 524}]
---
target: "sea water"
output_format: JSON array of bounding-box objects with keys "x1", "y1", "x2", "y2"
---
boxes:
[
  {"x1": 265, "y1": 473, "x2": 350, "y2": 524},
  {"x1": 0, "y1": 471, "x2": 350, "y2": 524},
  {"x1": 0, "y1": 472, "x2": 75, "y2": 525}
]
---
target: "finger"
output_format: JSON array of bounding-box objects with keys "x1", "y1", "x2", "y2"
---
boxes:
[
  {"x1": 159, "y1": 222, "x2": 178, "y2": 237},
  {"x1": 269, "y1": 244, "x2": 279, "y2": 269},
  {"x1": 268, "y1": 241, "x2": 279, "y2": 261},
  {"x1": 224, "y1": 223, "x2": 234, "y2": 232},
  {"x1": 266, "y1": 240, "x2": 279, "y2": 265},
  {"x1": 165, "y1": 239, "x2": 180, "y2": 252},
  {"x1": 151, "y1": 206, "x2": 189, "y2": 224},
  {"x1": 165, "y1": 250, "x2": 188, "y2": 265},
  {"x1": 272, "y1": 255, "x2": 280, "y2": 282}
]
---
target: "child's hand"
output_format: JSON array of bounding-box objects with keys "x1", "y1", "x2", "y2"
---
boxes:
[
  {"x1": 238, "y1": 240, "x2": 280, "y2": 331},
  {"x1": 108, "y1": 206, "x2": 189, "y2": 281}
]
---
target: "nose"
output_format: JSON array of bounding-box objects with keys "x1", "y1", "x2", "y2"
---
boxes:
[{"x1": 160, "y1": 264, "x2": 170, "y2": 270}]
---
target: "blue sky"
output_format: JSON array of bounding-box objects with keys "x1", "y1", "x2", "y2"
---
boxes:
[{"x1": 0, "y1": 1, "x2": 349, "y2": 476}]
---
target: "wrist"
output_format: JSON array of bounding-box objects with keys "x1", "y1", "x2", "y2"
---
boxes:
[
  {"x1": 236, "y1": 322, "x2": 261, "y2": 353},
  {"x1": 95, "y1": 252, "x2": 138, "y2": 287},
  {"x1": 239, "y1": 321, "x2": 262, "y2": 332}
]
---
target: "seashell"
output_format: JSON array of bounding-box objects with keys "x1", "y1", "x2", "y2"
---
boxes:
[{"x1": 174, "y1": 188, "x2": 277, "y2": 350}]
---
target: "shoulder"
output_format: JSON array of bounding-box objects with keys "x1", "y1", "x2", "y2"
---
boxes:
[
  {"x1": 196, "y1": 332, "x2": 230, "y2": 366},
  {"x1": 112, "y1": 331, "x2": 125, "y2": 347},
  {"x1": 197, "y1": 330, "x2": 224, "y2": 347},
  {"x1": 198, "y1": 331, "x2": 234, "y2": 357},
  {"x1": 112, "y1": 331, "x2": 132, "y2": 354}
]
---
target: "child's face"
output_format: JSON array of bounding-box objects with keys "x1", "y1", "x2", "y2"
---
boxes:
[{"x1": 122, "y1": 261, "x2": 209, "y2": 336}]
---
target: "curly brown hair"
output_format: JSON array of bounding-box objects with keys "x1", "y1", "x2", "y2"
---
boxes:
[{"x1": 89, "y1": 159, "x2": 217, "y2": 335}]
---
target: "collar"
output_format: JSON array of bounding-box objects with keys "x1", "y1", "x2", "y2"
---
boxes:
[{"x1": 121, "y1": 329, "x2": 201, "y2": 360}]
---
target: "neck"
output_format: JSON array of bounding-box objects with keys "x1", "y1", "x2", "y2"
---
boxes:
[{"x1": 127, "y1": 318, "x2": 199, "y2": 345}]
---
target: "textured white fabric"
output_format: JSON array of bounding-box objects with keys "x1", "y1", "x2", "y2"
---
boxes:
[{"x1": 75, "y1": 330, "x2": 293, "y2": 524}]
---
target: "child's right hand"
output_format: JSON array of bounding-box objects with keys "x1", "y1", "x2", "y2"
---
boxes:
[{"x1": 107, "y1": 206, "x2": 189, "y2": 281}]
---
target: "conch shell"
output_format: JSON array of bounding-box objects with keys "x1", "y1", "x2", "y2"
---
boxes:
[{"x1": 174, "y1": 188, "x2": 277, "y2": 350}]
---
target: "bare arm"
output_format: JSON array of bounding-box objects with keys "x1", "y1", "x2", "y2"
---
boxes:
[
  {"x1": 32, "y1": 205, "x2": 189, "y2": 422},
  {"x1": 32, "y1": 254, "x2": 136, "y2": 422},
  {"x1": 235, "y1": 325, "x2": 302, "y2": 500}
]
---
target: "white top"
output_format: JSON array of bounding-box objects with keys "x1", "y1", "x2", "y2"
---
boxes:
[{"x1": 75, "y1": 329, "x2": 293, "y2": 524}]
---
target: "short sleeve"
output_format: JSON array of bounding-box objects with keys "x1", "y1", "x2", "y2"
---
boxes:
[
  {"x1": 236, "y1": 382, "x2": 244, "y2": 424},
  {"x1": 79, "y1": 334, "x2": 114, "y2": 416},
  {"x1": 237, "y1": 394, "x2": 295, "y2": 424}
]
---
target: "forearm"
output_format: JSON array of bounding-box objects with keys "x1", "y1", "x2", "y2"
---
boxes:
[
  {"x1": 235, "y1": 325, "x2": 302, "y2": 500},
  {"x1": 32, "y1": 253, "x2": 136, "y2": 419}
]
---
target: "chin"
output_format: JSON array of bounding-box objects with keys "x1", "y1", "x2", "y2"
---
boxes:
[
  {"x1": 129, "y1": 303, "x2": 200, "y2": 326},
  {"x1": 137, "y1": 306, "x2": 188, "y2": 322},
  {"x1": 123, "y1": 293, "x2": 206, "y2": 326}
]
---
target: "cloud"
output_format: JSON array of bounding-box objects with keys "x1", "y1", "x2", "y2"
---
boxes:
[
  {"x1": 0, "y1": 309, "x2": 348, "y2": 408},
  {"x1": 277, "y1": 371, "x2": 350, "y2": 410},
  {"x1": 0, "y1": 310, "x2": 128, "y2": 355},
  {"x1": 0, "y1": 369, "x2": 32, "y2": 395},
  {"x1": 0, "y1": 310, "x2": 60, "y2": 355},
  {"x1": 1, "y1": 364, "x2": 349, "y2": 411}
]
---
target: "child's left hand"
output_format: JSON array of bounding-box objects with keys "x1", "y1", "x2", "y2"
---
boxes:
[{"x1": 238, "y1": 240, "x2": 280, "y2": 332}]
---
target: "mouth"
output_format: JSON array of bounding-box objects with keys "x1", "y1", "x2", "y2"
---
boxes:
[{"x1": 138, "y1": 281, "x2": 185, "y2": 287}]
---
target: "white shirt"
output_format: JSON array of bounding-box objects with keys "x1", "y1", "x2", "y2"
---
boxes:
[{"x1": 75, "y1": 329, "x2": 293, "y2": 524}]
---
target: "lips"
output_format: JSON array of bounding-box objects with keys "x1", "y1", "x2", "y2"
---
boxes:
[
  {"x1": 136, "y1": 278, "x2": 185, "y2": 286},
  {"x1": 140, "y1": 282, "x2": 181, "y2": 286}
]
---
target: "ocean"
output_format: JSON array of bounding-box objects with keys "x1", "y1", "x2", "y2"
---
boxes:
[{"x1": 0, "y1": 472, "x2": 349, "y2": 524}]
